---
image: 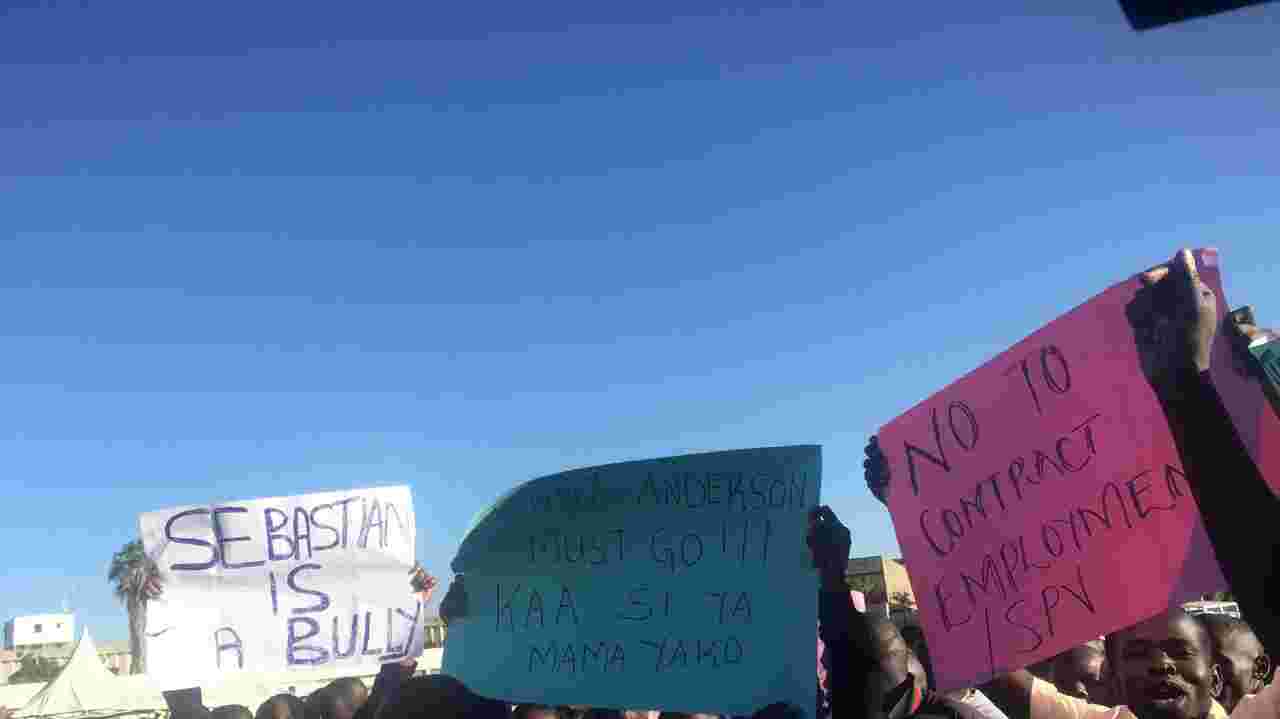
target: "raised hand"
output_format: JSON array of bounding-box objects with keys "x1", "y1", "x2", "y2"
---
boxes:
[
  {"x1": 806, "y1": 506, "x2": 851, "y2": 590},
  {"x1": 409, "y1": 563, "x2": 439, "y2": 603},
  {"x1": 1129, "y1": 248, "x2": 1220, "y2": 386},
  {"x1": 863, "y1": 436, "x2": 890, "y2": 505},
  {"x1": 1230, "y1": 307, "x2": 1278, "y2": 351}
]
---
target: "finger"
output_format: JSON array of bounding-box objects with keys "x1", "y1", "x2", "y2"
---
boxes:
[
  {"x1": 1176, "y1": 248, "x2": 1199, "y2": 283},
  {"x1": 1169, "y1": 248, "x2": 1203, "y2": 305},
  {"x1": 1141, "y1": 265, "x2": 1170, "y2": 285}
]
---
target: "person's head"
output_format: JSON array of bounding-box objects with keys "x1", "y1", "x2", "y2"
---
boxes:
[
  {"x1": 859, "y1": 616, "x2": 914, "y2": 716},
  {"x1": 319, "y1": 678, "x2": 369, "y2": 719},
  {"x1": 212, "y1": 706, "x2": 253, "y2": 719},
  {"x1": 1198, "y1": 615, "x2": 1271, "y2": 713},
  {"x1": 1052, "y1": 641, "x2": 1108, "y2": 703},
  {"x1": 256, "y1": 695, "x2": 307, "y2": 719},
  {"x1": 1104, "y1": 609, "x2": 1222, "y2": 719},
  {"x1": 380, "y1": 675, "x2": 508, "y2": 719},
  {"x1": 900, "y1": 626, "x2": 938, "y2": 693}
]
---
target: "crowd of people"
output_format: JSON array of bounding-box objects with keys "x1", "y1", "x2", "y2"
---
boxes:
[{"x1": 7, "y1": 248, "x2": 1277, "y2": 719}]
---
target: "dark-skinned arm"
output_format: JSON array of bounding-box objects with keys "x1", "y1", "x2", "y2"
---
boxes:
[
  {"x1": 809, "y1": 506, "x2": 885, "y2": 718},
  {"x1": 357, "y1": 565, "x2": 439, "y2": 719},
  {"x1": 1139, "y1": 250, "x2": 1280, "y2": 651},
  {"x1": 1164, "y1": 367, "x2": 1280, "y2": 650}
]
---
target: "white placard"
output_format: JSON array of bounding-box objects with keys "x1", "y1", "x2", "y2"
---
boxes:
[{"x1": 139, "y1": 486, "x2": 421, "y2": 688}]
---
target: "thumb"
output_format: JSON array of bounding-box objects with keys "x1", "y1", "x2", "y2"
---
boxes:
[{"x1": 1173, "y1": 248, "x2": 1203, "y2": 305}]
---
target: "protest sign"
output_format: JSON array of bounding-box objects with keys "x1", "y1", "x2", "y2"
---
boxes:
[
  {"x1": 443, "y1": 446, "x2": 821, "y2": 717},
  {"x1": 139, "y1": 486, "x2": 422, "y2": 689},
  {"x1": 876, "y1": 249, "x2": 1278, "y2": 691}
]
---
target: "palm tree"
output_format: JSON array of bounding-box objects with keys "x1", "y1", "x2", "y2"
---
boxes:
[{"x1": 108, "y1": 540, "x2": 157, "y2": 675}]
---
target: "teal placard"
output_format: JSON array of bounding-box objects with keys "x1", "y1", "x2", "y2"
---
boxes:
[{"x1": 443, "y1": 446, "x2": 822, "y2": 717}]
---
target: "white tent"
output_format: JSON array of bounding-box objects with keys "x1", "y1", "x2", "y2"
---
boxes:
[
  {"x1": 11, "y1": 632, "x2": 445, "y2": 718},
  {"x1": 17, "y1": 630, "x2": 163, "y2": 717}
]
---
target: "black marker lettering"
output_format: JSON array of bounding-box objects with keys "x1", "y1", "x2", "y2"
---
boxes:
[
  {"x1": 332, "y1": 614, "x2": 359, "y2": 659},
  {"x1": 215, "y1": 627, "x2": 243, "y2": 669},
  {"x1": 286, "y1": 617, "x2": 328, "y2": 666},
  {"x1": 1006, "y1": 599, "x2": 1043, "y2": 653},
  {"x1": 213, "y1": 506, "x2": 264, "y2": 569},
  {"x1": 309, "y1": 504, "x2": 340, "y2": 552},
  {"x1": 166, "y1": 508, "x2": 217, "y2": 572},
  {"x1": 292, "y1": 507, "x2": 313, "y2": 561},
  {"x1": 904, "y1": 406, "x2": 951, "y2": 497},
  {"x1": 287, "y1": 563, "x2": 330, "y2": 614},
  {"x1": 265, "y1": 508, "x2": 294, "y2": 562}
]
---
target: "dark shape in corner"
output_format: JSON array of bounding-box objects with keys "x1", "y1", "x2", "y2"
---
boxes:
[{"x1": 1117, "y1": 0, "x2": 1274, "y2": 30}]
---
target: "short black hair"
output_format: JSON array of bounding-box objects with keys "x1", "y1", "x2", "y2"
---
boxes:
[
  {"x1": 306, "y1": 688, "x2": 338, "y2": 719},
  {"x1": 213, "y1": 705, "x2": 253, "y2": 719},
  {"x1": 256, "y1": 695, "x2": 307, "y2": 719},
  {"x1": 328, "y1": 677, "x2": 367, "y2": 702},
  {"x1": 899, "y1": 626, "x2": 925, "y2": 646},
  {"x1": 312, "y1": 677, "x2": 369, "y2": 719},
  {"x1": 1198, "y1": 615, "x2": 1259, "y2": 653},
  {"x1": 380, "y1": 675, "x2": 508, "y2": 719},
  {"x1": 1105, "y1": 608, "x2": 1213, "y2": 668}
]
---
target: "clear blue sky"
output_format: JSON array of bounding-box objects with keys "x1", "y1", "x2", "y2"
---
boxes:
[{"x1": 2, "y1": 1, "x2": 1278, "y2": 641}]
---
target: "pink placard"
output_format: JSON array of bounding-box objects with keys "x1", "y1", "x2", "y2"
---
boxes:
[{"x1": 877, "y1": 249, "x2": 1278, "y2": 691}]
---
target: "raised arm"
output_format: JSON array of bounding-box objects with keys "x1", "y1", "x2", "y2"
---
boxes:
[
  {"x1": 808, "y1": 505, "x2": 879, "y2": 718},
  {"x1": 1134, "y1": 250, "x2": 1280, "y2": 651}
]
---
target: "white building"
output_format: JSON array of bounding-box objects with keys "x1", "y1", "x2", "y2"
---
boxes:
[{"x1": 2, "y1": 614, "x2": 75, "y2": 651}]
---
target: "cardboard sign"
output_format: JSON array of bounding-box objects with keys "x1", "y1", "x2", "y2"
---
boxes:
[
  {"x1": 876, "y1": 249, "x2": 1277, "y2": 691},
  {"x1": 443, "y1": 447, "x2": 821, "y2": 717},
  {"x1": 139, "y1": 486, "x2": 422, "y2": 688}
]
